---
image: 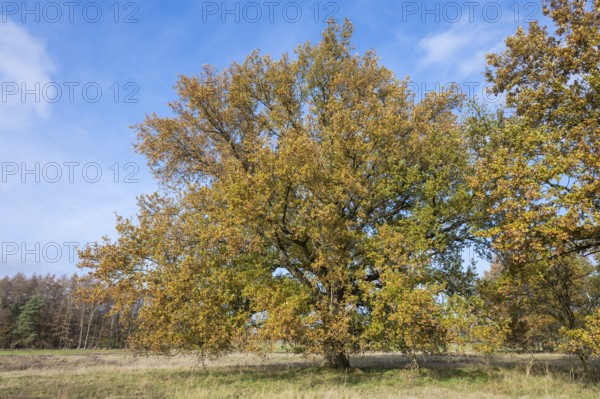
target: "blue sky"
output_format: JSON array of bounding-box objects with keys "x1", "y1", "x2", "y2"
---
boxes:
[{"x1": 0, "y1": 1, "x2": 547, "y2": 276}]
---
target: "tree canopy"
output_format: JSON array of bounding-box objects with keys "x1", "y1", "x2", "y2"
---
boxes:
[
  {"x1": 470, "y1": 0, "x2": 600, "y2": 264},
  {"x1": 80, "y1": 20, "x2": 477, "y2": 368}
]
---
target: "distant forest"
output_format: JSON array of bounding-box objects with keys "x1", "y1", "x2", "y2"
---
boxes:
[{"x1": 0, "y1": 274, "x2": 133, "y2": 349}]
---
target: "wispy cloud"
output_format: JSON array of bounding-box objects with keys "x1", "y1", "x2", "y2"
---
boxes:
[
  {"x1": 0, "y1": 21, "x2": 56, "y2": 132},
  {"x1": 419, "y1": 30, "x2": 473, "y2": 65},
  {"x1": 417, "y1": 22, "x2": 506, "y2": 79}
]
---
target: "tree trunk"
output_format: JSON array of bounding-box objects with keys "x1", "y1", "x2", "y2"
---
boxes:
[
  {"x1": 324, "y1": 351, "x2": 351, "y2": 369},
  {"x1": 323, "y1": 341, "x2": 350, "y2": 369},
  {"x1": 83, "y1": 305, "x2": 96, "y2": 349},
  {"x1": 578, "y1": 352, "x2": 590, "y2": 374},
  {"x1": 77, "y1": 302, "x2": 86, "y2": 349}
]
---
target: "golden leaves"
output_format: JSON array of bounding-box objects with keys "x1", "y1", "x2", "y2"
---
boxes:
[
  {"x1": 475, "y1": 0, "x2": 600, "y2": 261},
  {"x1": 82, "y1": 19, "x2": 477, "y2": 361}
]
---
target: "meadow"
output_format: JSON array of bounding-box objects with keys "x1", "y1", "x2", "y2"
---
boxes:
[{"x1": 1, "y1": 350, "x2": 599, "y2": 398}]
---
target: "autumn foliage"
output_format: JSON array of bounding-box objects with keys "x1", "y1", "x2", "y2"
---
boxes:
[{"x1": 79, "y1": 1, "x2": 600, "y2": 370}]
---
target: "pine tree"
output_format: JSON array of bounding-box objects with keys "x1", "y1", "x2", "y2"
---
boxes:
[{"x1": 12, "y1": 296, "x2": 43, "y2": 349}]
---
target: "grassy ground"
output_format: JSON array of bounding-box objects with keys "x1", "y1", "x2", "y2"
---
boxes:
[{"x1": 1, "y1": 350, "x2": 598, "y2": 398}]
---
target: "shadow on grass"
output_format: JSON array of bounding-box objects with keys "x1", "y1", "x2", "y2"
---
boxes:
[
  {"x1": 416, "y1": 366, "x2": 492, "y2": 383},
  {"x1": 157, "y1": 358, "x2": 496, "y2": 389},
  {"x1": 155, "y1": 352, "x2": 600, "y2": 390}
]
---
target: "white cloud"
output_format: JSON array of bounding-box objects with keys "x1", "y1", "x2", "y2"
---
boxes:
[
  {"x1": 417, "y1": 22, "x2": 506, "y2": 79},
  {"x1": 418, "y1": 30, "x2": 473, "y2": 66},
  {"x1": 0, "y1": 21, "x2": 56, "y2": 132}
]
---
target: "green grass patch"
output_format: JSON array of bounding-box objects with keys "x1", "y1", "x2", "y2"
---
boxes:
[{"x1": 1, "y1": 351, "x2": 599, "y2": 398}]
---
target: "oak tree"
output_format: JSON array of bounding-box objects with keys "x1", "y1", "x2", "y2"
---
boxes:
[
  {"x1": 80, "y1": 20, "x2": 476, "y2": 368},
  {"x1": 471, "y1": 0, "x2": 600, "y2": 264}
]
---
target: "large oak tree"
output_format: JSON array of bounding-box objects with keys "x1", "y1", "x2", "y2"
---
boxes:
[{"x1": 80, "y1": 20, "x2": 476, "y2": 368}]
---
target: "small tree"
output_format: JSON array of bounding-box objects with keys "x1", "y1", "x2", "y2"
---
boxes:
[
  {"x1": 478, "y1": 255, "x2": 600, "y2": 353},
  {"x1": 560, "y1": 310, "x2": 600, "y2": 373},
  {"x1": 12, "y1": 296, "x2": 43, "y2": 349}
]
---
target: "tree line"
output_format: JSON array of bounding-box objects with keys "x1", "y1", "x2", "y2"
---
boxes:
[{"x1": 0, "y1": 274, "x2": 134, "y2": 349}]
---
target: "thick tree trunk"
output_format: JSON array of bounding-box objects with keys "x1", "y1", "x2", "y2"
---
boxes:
[
  {"x1": 323, "y1": 341, "x2": 350, "y2": 369},
  {"x1": 323, "y1": 350, "x2": 351, "y2": 369}
]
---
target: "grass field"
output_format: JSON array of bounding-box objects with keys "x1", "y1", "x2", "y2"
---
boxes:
[{"x1": 1, "y1": 350, "x2": 599, "y2": 398}]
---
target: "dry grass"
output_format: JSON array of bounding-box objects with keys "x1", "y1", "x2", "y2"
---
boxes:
[{"x1": 1, "y1": 350, "x2": 599, "y2": 398}]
